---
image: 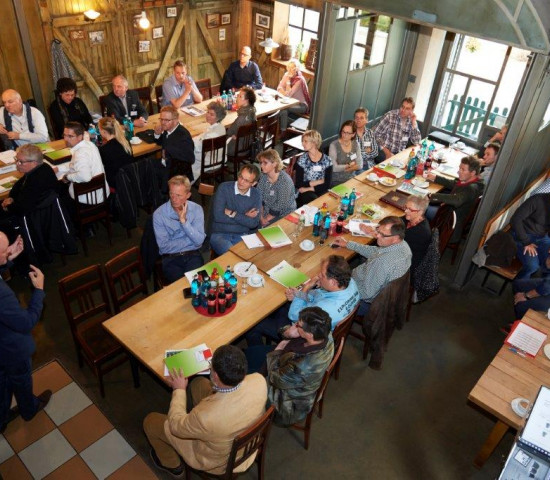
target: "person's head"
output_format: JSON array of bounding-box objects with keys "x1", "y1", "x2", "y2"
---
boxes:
[
  {"x1": 237, "y1": 164, "x2": 260, "y2": 193},
  {"x1": 458, "y1": 156, "x2": 481, "y2": 182},
  {"x1": 286, "y1": 58, "x2": 301, "y2": 76},
  {"x1": 399, "y1": 97, "x2": 415, "y2": 119},
  {"x1": 239, "y1": 46, "x2": 252, "y2": 66},
  {"x1": 302, "y1": 129, "x2": 322, "y2": 151},
  {"x1": 339, "y1": 120, "x2": 356, "y2": 140},
  {"x1": 63, "y1": 121, "x2": 84, "y2": 148},
  {"x1": 320, "y1": 255, "x2": 351, "y2": 291},
  {"x1": 257, "y1": 148, "x2": 284, "y2": 174},
  {"x1": 354, "y1": 108, "x2": 369, "y2": 129},
  {"x1": 98, "y1": 116, "x2": 131, "y2": 154},
  {"x1": 0, "y1": 231, "x2": 9, "y2": 265},
  {"x1": 173, "y1": 60, "x2": 188, "y2": 85},
  {"x1": 159, "y1": 105, "x2": 180, "y2": 132},
  {"x1": 404, "y1": 195, "x2": 429, "y2": 224},
  {"x1": 297, "y1": 307, "x2": 331, "y2": 342},
  {"x1": 1, "y1": 89, "x2": 23, "y2": 116},
  {"x1": 15, "y1": 144, "x2": 43, "y2": 174},
  {"x1": 483, "y1": 143, "x2": 500, "y2": 167},
  {"x1": 211, "y1": 345, "x2": 247, "y2": 387},
  {"x1": 376, "y1": 216, "x2": 405, "y2": 247},
  {"x1": 168, "y1": 175, "x2": 192, "y2": 211},
  {"x1": 112, "y1": 75, "x2": 129, "y2": 98},
  {"x1": 237, "y1": 86, "x2": 256, "y2": 108},
  {"x1": 56, "y1": 78, "x2": 77, "y2": 105},
  {"x1": 206, "y1": 101, "x2": 226, "y2": 125}
]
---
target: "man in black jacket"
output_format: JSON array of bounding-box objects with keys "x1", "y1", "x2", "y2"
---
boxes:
[{"x1": 104, "y1": 75, "x2": 148, "y2": 127}]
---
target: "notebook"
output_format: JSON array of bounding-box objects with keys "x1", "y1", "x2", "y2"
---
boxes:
[{"x1": 379, "y1": 190, "x2": 409, "y2": 211}]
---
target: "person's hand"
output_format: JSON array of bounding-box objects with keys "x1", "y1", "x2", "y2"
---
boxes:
[
  {"x1": 524, "y1": 244, "x2": 538, "y2": 257},
  {"x1": 6, "y1": 131, "x2": 20, "y2": 140},
  {"x1": 303, "y1": 275, "x2": 319, "y2": 293},
  {"x1": 177, "y1": 202, "x2": 188, "y2": 224},
  {"x1": 275, "y1": 339, "x2": 290, "y2": 351},
  {"x1": 134, "y1": 117, "x2": 146, "y2": 128},
  {"x1": 514, "y1": 292, "x2": 528, "y2": 305},
  {"x1": 245, "y1": 208, "x2": 259, "y2": 218},
  {"x1": 284, "y1": 325, "x2": 300, "y2": 339},
  {"x1": 7, "y1": 235, "x2": 23, "y2": 261},
  {"x1": 2, "y1": 197, "x2": 13, "y2": 211},
  {"x1": 260, "y1": 216, "x2": 270, "y2": 227},
  {"x1": 410, "y1": 112, "x2": 417, "y2": 128},
  {"x1": 28, "y1": 265, "x2": 44, "y2": 290},
  {"x1": 359, "y1": 224, "x2": 375, "y2": 236},
  {"x1": 153, "y1": 123, "x2": 162, "y2": 135},
  {"x1": 426, "y1": 172, "x2": 436, "y2": 182},
  {"x1": 168, "y1": 368, "x2": 188, "y2": 390},
  {"x1": 285, "y1": 288, "x2": 297, "y2": 301},
  {"x1": 0, "y1": 124, "x2": 7, "y2": 135},
  {"x1": 491, "y1": 131, "x2": 504, "y2": 143},
  {"x1": 298, "y1": 187, "x2": 311, "y2": 194},
  {"x1": 382, "y1": 147, "x2": 392, "y2": 160},
  {"x1": 332, "y1": 236, "x2": 348, "y2": 248}
]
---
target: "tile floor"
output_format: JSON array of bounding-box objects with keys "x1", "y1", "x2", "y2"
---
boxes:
[{"x1": 0, "y1": 360, "x2": 157, "y2": 480}]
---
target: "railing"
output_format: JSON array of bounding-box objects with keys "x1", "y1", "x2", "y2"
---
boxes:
[{"x1": 443, "y1": 95, "x2": 509, "y2": 139}]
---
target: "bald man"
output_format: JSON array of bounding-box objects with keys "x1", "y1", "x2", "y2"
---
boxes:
[
  {"x1": 0, "y1": 89, "x2": 49, "y2": 149},
  {"x1": 220, "y1": 46, "x2": 263, "y2": 92},
  {"x1": 104, "y1": 75, "x2": 148, "y2": 127},
  {"x1": 0, "y1": 232, "x2": 51, "y2": 432}
]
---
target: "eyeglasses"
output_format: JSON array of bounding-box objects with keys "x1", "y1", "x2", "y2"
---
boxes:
[
  {"x1": 63, "y1": 133, "x2": 78, "y2": 138},
  {"x1": 16, "y1": 159, "x2": 35, "y2": 165},
  {"x1": 240, "y1": 52, "x2": 251, "y2": 57},
  {"x1": 238, "y1": 174, "x2": 255, "y2": 184},
  {"x1": 342, "y1": 131, "x2": 354, "y2": 136},
  {"x1": 404, "y1": 206, "x2": 420, "y2": 213},
  {"x1": 160, "y1": 118, "x2": 175, "y2": 122},
  {"x1": 375, "y1": 227, "x2": 396, "y2": 238}
]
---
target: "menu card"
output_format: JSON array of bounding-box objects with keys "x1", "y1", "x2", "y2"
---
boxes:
[
  {"x1": 505, "y1": 321, "x2": 547, "y2": 357},
  {"x1": 266, "y1": 260, "x2": 308, "y2": 288},
  {"x1": 164, "y1": 344, "x2": 212, "y2": 377}
]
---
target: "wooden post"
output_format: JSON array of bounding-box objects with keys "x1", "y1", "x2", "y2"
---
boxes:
[{"x1": 196, "y1": 15, "x2": 226, "y2": 79}]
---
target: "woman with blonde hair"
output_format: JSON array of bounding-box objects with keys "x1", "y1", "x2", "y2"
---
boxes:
[
  {"x1": 98, "y1": 116, "x2": 134, "y2": 190},
  {"x1": 277, "y1": 59, "x2": 311, "y2": 130}
]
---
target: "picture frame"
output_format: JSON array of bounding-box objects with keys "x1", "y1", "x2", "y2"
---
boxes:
[
  {"x1": 153, "y1": 26, "x2": 164, "y2": 39},
  {"x1": 89, "y1": 30, "x2": 105, "y2": 46},
  {"x1": 138, "y1": 40, "x2": 151, "y2": 53},
  {"x1": 219, "y1": 28, "x2": 226, "y2": 41},
  {"x1": 206, "y1": 13, "x2": 220, "y2": 29},
  {"x1": 221, "y1": 13, "x2": 231, "y2": 25},
  {"x1": 69, "y1": 30, "x2": 85, "y2": 41},
  {"x1": 256, "y1": 29, "x2": 265, "y2": 41},
  {"x1": 255, "y1": 13, "x2": 270, "y2": 29},
  {"x1": 166, "y1": 7, "x2": 177, "y2": 18}
]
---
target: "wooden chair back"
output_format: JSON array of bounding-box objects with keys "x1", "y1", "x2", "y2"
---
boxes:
[
  {"x1": 104, "y1": 247, "x2": 148, "y2": 313},
  {"x1": 331, "y1": 304, "x2": 360, "y2": 380},
  {"x1": 154, "y1": 85, "x2": 163, "y2": 112},
  {"x1": 99, "y1": 95, "x2": 107, "y2": 116},
  {"x1": 201, "y1": 134, "x2": 227, "y2": 180},
  {"x1": 284, "y1": 154, "x2": 300, "y2": 183},
  {"x1": 134, "y1": 86, "x2": 154, "y2": 116},
  {"x1": 234, "y1": 122, "x2": 258, "y2": 157},
  {"x1": 258, "y1": 110, "x2": 280, "y2": 150},
  {"x1": 430, "y1": 206, "x2": 456, "y2": 256},
  {"x1": 195, "y1": 77, "x2": 212, "y2": 99}
]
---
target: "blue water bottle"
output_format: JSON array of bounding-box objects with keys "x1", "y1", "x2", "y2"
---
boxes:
[
  {"x1": 312, "y1": 210, "x2": 321, "y2": 237},
  {"x1": 348, "y1": 188, "x2": 357, "y2": 216}
]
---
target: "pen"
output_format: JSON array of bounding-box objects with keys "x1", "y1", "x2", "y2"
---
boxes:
[{"x1": 508, "y1": 347, "x2": 527, "y2": 358}]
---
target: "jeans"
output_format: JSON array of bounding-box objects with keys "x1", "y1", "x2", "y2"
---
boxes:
[
  {"x1": 0, "y1": 358, "x2": 39, "y2": 427},
  {"x1": 210, "y1": 233, "x2": 245, "y2": 256},
  {"x1": 513, "y1": 232, "x2": 550, "y2": 280},
  {"x1": 512, "y1": 278, "x2": 550, "y2": 319},
  {"x1": 161, "y1": 252, "x2": 204, "y2": 285},
  {"x1": 244, "y1": 345, "x2": 275, "y2": 374},
  {"x1": 279, "y1": 103, "x2": 308, "y2": 130},
  {"x1": 425, "y1": 205, "x2": 439, "y2": 222},
  {"x1": 357, "y1": 300, "x2": 371, "y2": 317},
  {"x1": 245, "y1": 304, "x2": 291, "y2": 346}
]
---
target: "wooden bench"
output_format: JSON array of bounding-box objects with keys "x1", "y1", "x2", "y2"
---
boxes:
[{"x1": 478, "y1": 170, "x2": 550, "y2": 294}]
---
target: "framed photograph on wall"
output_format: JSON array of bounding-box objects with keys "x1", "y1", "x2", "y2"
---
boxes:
[
  {"x1": 166, "y1": 7, "x2": 177, "y2": 18},
  {"x1": 138, "y1": 40, "x2": 151, "y2": 53},
  {"x1": 255, "y1": 13, "x2": 270, "y2": 29},
  {"x1": 256, "y1": 29, "x2": 265, "y2": 41},
  {"x1": 206, "y1": 13, "x2": 220, "y2": 29},
  {"x1": 89, "y1": 31, "x2": 105, "y2": 45},
  {"x1": 221, "y1": 13, "x2": 231, "y2": 25},
  {"x1": 153, "y1": 26, "x2": 164, "y2": 39},
  {"x1": 219, "y1": 28, "x2": 226, "y2": 41},
  {"x1": 69, "y1": 30, "x2": 85, "y2": 41}
]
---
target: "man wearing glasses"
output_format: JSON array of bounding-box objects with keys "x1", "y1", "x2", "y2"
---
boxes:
[
  {"x1": 220, "y1": 46, "x2": 263, "y2": 92},
  {"x1": 210, "y1": 164, "x2": 261, "y2": 255},
  {"x1": 332, "y1": 216, "x2": 411, "y2": 315}
]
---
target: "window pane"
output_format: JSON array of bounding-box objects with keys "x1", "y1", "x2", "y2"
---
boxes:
[
  {"x1": 289, "y1": 6, "x2": 304, "y2": 27},
  {"x1": 347, "y1": 8, "x2": 355, "y2": 17},
  {"x1": 370, "y1": 25, "x2": 389, "y2": 65},
  {"x1": 337, "y1": 7, "x2": 346, "y2": 19},
  {"x1": 288, "y1": 26, "x2": 302, "y2": 47},
  {"x1": 457, "y1": 79, "x2": 496, "y2": 140},
  {"x1": 350, "y1": 45, "x2": 366, "y2": 70},
  {"x1": 448, "y1": 35, "x2": 507, "y2": 82},
  {"x1": 304, "y1": 10, "x2": 319, "y2": 32},
  {"x1": 354, "y1": 18, "x2": 369, "y2": 45},
  {"x1": 434, "y1": 72, "x2": 469, "y2": 133},
  {"x1": 302, "y1": 31, "x2": 317, "y2": 52}
]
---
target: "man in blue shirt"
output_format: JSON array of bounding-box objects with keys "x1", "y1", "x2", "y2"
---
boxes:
[
  {"x1": 220, "y1": 46, "x2": 263, "y2": 92},
  {"x1": 161, "y1": 61, "x2": 203, "y2": 108},
  {"x1": 153, "y1": 175, "x2": 205, "y2": 284},
  {"x1": 245, "y1": 255, "x2": 360, "y2": 346}
]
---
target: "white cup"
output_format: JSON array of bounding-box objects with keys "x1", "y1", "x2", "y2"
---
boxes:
[
  {"x1": 130, "y1": 136, "x2": 140, "y2": 144},
  {"x1": 250, "y1": 274, "x2": 263, "y2": 286},
  {"x1": 367, "y1": 173, "x2": 378, "y2": 181},
  {"x1": 301, "y1": 239, "x2": 314, "y2": 250}
]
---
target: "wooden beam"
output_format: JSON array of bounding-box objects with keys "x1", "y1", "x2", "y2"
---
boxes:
[
  {"x1": 152, "y1": 8, "x2": 186, "y2": 88},
  {"x1": 52, "y1": 13, "x2": 115, "y2": 28},
  {"x1": 196, "y1": 14, "x2": 225, "y2": 79},
  {"x1": 52, "y1": 27, "x2": 103, "y2": 98},
  {"x1": 197, "y1": 52, "x2": 233, "y2": 64},
  {"x1": 184, "y1": 2, "x2": 192, "y2": 65},
  {"x1": 189, "y1": 10, "x2": 198, "y2": 75},
  {"x1": 127, "y1": 62, "x2": 161, "y2": 75}
]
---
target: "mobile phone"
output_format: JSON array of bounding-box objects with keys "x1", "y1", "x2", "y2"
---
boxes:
[{"x1": 183, "y1": 287, "x2": 193, "y2": 299}]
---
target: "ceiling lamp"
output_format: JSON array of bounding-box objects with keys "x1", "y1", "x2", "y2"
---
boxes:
[
  {"x1": 137, "y1": 11, "x2": 150, "y2": 30},
  {"x1": 84, "y1": 9, "x2": 101, "y2": 21},
  {"x1": 259, "y1": 38, "x2": 279, "y2": 54}
]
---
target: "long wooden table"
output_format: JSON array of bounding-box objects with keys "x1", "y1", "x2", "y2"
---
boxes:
[{"x1": 468, "y1": 309, "x2": 550, "y2": 467}]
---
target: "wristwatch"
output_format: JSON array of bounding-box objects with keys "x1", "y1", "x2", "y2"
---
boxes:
[{"x1": 228, "y1": 210, "x2": 237, "y2": 218}]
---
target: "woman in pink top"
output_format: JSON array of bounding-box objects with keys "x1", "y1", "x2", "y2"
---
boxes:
[{"x1": 277, "y1": 59, "x2": 311, "y2": 130}]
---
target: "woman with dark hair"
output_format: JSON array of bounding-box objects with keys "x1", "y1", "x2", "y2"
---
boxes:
[
  {"x1": 227, "y1": 86, "x2": 256, "y2": 156},
  {"x1": 97, "y1": 117, "x2": 134, "y2": 190},
  {"x1": 49, "y1": 77, "x2": 93, "y2": 139},
  {"x1": 328, "y1": 120, "x2": 363, "y2": 186}
]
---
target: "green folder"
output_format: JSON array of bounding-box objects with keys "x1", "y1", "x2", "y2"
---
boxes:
[
  {"x1": 44, "y1": 148, "x2": 72, "y2": 165},
  {"x1": 164, "y1": 344, "x2": 212, "y2": 377},
  {"x1": 35, "y1": 142, "x2": 54, "y2": 153},
  {"x1": 267, "y1": 260, "x2": 309, "y2": 288},
  {"x1": 329, "y1": 184, "x2": 353, "y2": 198},
  {"x1": 258, "y1": 225, "x2": 292, "y2": 248}
]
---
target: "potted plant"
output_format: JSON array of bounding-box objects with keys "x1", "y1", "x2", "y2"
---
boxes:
[{"x1": 278, "y1": 27, "x2": 292, "y2": 61}]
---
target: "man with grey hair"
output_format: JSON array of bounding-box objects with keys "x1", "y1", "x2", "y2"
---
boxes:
[
  {"x1": 104, "y1": 75, "x2": 148, "y2": 127},
  {"x1": 220, "y1": 46, "x2": 263, "y2": 92},
  {"x1": 0, "y1": 89, "x2": 49, "y2": 149}
]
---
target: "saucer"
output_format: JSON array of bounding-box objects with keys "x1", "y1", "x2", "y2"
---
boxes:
[
  {"x1": 130, "y1": 137, "x2": 142, "y2": 145},
  {"x1": 247, "y1": 274, "x2": 264, "y2": 287},
  {"x1": 380, "y1": 177, "x2": 396, "y2": 187},
  {"x1": 234, "y1": 262, "x2": 258, "y2": 278},
  {"x1": 280, "y1": 97, "x2": 291, "y2": 104},
  {"x1": 544, "y1": 343, "x2": 550, "y2": 360},
  {"x1": 300, "y1": 240, "x2": 315, "y2": 251}
]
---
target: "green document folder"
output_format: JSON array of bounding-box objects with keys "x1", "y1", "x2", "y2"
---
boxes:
[
  {"x1": 164, "y1": 344, "x2": 212, "y2": 377},
  {"x1": 258, "y1": 225, "x2": 292, "y2": 248},
  {"x1": 267, "y1": 260, "x2": 308, "y2": 288}
]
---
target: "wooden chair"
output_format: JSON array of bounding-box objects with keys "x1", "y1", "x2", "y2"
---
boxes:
[
  {"x1": 198, "y1": 181, "x2": 215, "y2": 207},
  {"x1": 99, "y1": 95, "x2": 107, "y2": 116},
  {"x1": 446, "y1": 195, "x2": 482, "y2": 264},
  {"x1": 58, "y1": 265, "x2": 136, "y2": 397},
  {"x1": 184, "y1": 405, "x2": 275, "y2": 479},
  {"x1": 134, "y1": 86, "x2": 155, "y2": 116},
  {"x1": 430, "y1": 206, "x2": 457, "y2": 256},
  {"x1": 104, "y1": 247, "x2": 148, "y2": 313},
  {"x1": 73, "y1": 174, "x2": 112, "y2": 256},
  {"x1": 258, "y1": 110, "x2": 280, "y2": 150},
  {"x1": 226, "y1": 123, "x2": 258, "y2": 180},
  {"x1": 283, "y1": 153, "x2": 300, "y2": 183},
  {"x1": 290, "y1": 337, "x2": 344, "y2": 450},
  {"x1": 195, "y1": 77, "x2": 212, "y2": 100},
  {"x1": 331, "y1": 304, "x2": 360, "y2": 380},
  {"x1": 154, "y1": 85, "x2": 163, "y2": 112},
  {"x1": 200, "y1": 134, "x2": 227, "y2": 187}
]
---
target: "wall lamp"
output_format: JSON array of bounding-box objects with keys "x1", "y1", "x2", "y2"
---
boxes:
[
  {"x1": 259, "y1": 38, "x2": 279, "y2": 54},
  {"x1": 135, "y1": 11, "x2": 151, "y2": 30},
  {"x1": 84, "y1": 9, "x2": 101, "y2": 21}
]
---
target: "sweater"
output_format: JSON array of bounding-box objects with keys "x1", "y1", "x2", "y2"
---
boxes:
[{"x1": 210, "y1": 182, "x2": 261, "y2": 235}]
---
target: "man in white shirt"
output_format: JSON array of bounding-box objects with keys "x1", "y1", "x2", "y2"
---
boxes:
[
  {"x1": 57, "y1": 121, "x2": 109, "y2": 204},
  {"x1": 0, "y1": 89, "x2": 49, "y2": 148}
]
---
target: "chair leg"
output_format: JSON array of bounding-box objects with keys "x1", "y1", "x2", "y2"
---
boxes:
[
  {"x1": 303, "y1": 413, "x2": 312, "y2": 450},
  {"x1": 130, "y1": 356, "x2": 141, "y2": 388},
  {"x1": 96, "y1": 366, "x2": 106, "y2": 398},
  {"x1": 450, "y1": 243, "x2": 459, "y2": 264},
  {"x1": 79, "y1": 225, "x2": 89, "y2": 256}
]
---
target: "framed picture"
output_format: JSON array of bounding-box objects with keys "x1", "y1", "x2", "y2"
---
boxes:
[
  {"x1": 138, "y1": 40, "x2": 151, "y2": 53},
  {"x1": 153, "y1": 26, "x2": 164, "y2": 39},
  {"x1": 69, "y1": 30, "x2": 85, "y2": 41},
  {"x1": 219, "y1": 28, "x2": 226, "y2": 41},
  {"x1": 255, "y1": 13, "x2": 270, "y2": 29},
  {"x1": 206, "y1": 13, "x2": 220, "y2": 29},
  {"x1": 256, "y1": 29, "x2": 265, "y2": 41},
  {"x1": 89, "y1": 30, "x2": 105, "y2": 45},
  {"x1": 221, "y1": 13, "x2": 231, "y2": 25},
  {"x1": 166, "y1": 7, "x2": 177, "y2": 18}
]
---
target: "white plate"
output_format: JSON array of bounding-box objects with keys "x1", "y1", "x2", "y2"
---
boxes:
[
  {"x1": 391, "y1": 161, "x2": 403, "y2": 168},
  {"x1": 300, "y1": 240, "x2": 315, "y2": 251},
  {"x1": 247, "y1": 274, "x2": 264, "y2": 288},
  {"x1": 366, "y1": 174, "x2": 379, "y2": 182},
  {"x1": 380, "y1": 177, "x2": 396, "y2": 187},
  {"x1": 234, "y1": 262, "x2": 258, "y2": 278},
  {"x1": 412, "y1": 179, "x2": 429, "y2": 188},
  {"x1": 279, "y1": 97, "x2": 291, "y2": 104},
  {"x1": 544, "y1": 343, "x2": 550, "y2": 360},
  {"x1": 130, "y1": 138, "x2": 142, "y2": 145}
]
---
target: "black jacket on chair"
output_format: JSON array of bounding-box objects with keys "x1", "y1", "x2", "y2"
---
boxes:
[
  {"x1": 104, "y1": 90, "x2": 148, "y2": 124},
  {"x1": 154, "y1": 124, "x2": 195, "y2": 181}
]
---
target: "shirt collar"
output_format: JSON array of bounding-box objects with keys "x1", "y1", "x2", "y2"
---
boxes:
[
  {"x1": 234, "y1": 181, "x2": 251, "y2": 197},
  {"x1": 166, "y1": 124, "x2": 179, "y2": 137},
  {"x1": 70, "y1": 140, "x2": 86, "y2": 154},
  {"x1": 212, "y1": 382, "x2": 242, "y2": 394}
]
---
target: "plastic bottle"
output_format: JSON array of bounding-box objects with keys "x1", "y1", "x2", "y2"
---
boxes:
[
  {"x1": 336, "y1": 211, "x2": 344, "y2": 234},
  {"x1": 320, "y1": 214, "x2": 330, "y2": 244},
  {"x1": 296, "y1": 210, "x2": 306, "y2": 236},
  {"x1": 210, "y1": 268, "x2": 219, "y2": 289},
  {"x1": 217, "y1": 286, "x2": 226, "y2": 314},
  {"x1": 312, "y1": 210, "x2": 321, "y2": 237},
  {"x1": 329, "y1": 213, "x2": 337, "y2": 236},
  {"x1": 221, "y1": 91, "x2": 227, "y2": 109},
  {"x1": 320, "y1": 202, "x2": 328, "y2": 217},
  {"x1": 348, "y1": 188, "x2": 357, "y2": 216},
  {"x1": 340, "y1": 195, "x2": 350, "y2": 220},
  {"x1": 226, "y1": 93, "x2": 233, "y2": 111},
  {"x1": 405, "y1": 154, "x2": 418, "y2": 180},
  {"x1": 88, "y1": 124, "x2": 97, "y2": 144},
  {"x1": 223, "y1": 266, "x2": 232, "y2": 281},
  {"x1": 416, "y1": 160, "x2": 424, "y2": 177},
  {"x1": 207, "y1": 288, "x2": 217, "y2": 314},
  {"x1": 228, "y1": 275, "x2": 238, "y2": 303},
  {"x1": 200, "y1": 275, "x2": 210, "y2": 307},
  {"x1": 123, "y1": 116, "x2": 133, "y2": 141},
  {"x1": 224, "y1": 281, "x2": 233, "y2": 305},
  {"x1": 191, "y1": 274, "x2": 200, "y2": 295}
]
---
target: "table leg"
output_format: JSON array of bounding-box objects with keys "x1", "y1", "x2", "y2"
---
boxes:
[
  {"x1": 130, "y1": 355, "x2": 141, "y2": 389},
  {"x1": 473, "y1": 420, "x2": 509, "y2": 469}
]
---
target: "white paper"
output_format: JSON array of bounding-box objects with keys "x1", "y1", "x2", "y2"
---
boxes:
[
  {"x1": 520, "y1": 386, "x2": 550, "y2": 457},
  {"x1": 347, "y1": 219, "x2": 378, "y2": 237},
  {"x1": 295, "y1": 205, "x2": 319, "y2": 226},
  {"x1": 241, "y1": 233, "x2": 264, "y2": 249},
  {"x1": 290, "y1": 117, "x2": 309, "y2": 131},
  {"x1": 507, "y1": 322, "x2": 547, "y2": 356},
  {"x1": 0, "y1": 176, "x2": 18, "y2": 194},
  {"x1": 182, "y1": 106, "x2": 205, "y2": 117},
  {"x1": 0, "y1": 150, "x2": 16, "y2": 164}
]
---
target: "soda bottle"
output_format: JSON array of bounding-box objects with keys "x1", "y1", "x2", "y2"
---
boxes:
[
  {"x1": 340, "y1": 194, "x2": 350, "y2": 219},
  {"x1": 405, "y1": 153, "x2": 418, "y2": 180},
  {"x1": 191, "y1": 274, "x2": 200, "y2": 295},
  {"x1": 312, "y1": 210, "x2": 321, "y2": 237},
  {"x1": 223, "y1": 266, "x2": 232, "y2": 281},
  {"x1": 348, "y1": 188, "x2": 357, "y2": 216},
  {"x1": 226, "y1": 93, "x2": 233, "y2": 111},
  {"x1": 224, "y1": 281, "x2": 233, "y2": 305},
  {"x1": 207, "y1": 288, "x2": 217, "y2": 315},
  {"x1": 320, "y1": 202, "x2": 328, "y2": 218},
  {"x1": 329, "y1": 213, "x2": 337, "y2": 236},
  {"x1": 123, "y1": 116, "x2": 132, "y2": 141},
  {"x1": 416, "y1": 160, "x2": 424, "y2": 177},
  {"x1": 295, "y1": 210, "x2": 306, "y2": 237},
  {"x1": 221, "y1": 91, "x2": 227, "y2": 108},
  {"x1": 88, "y1": 124, "x2": 97, "y2": 144},
  {"x1": 192, "y1": 290, "x2": 201, "y2": 307},
  {"x1": 210, "y1": 268, "x2": 219, "y2": 289},
  {"x1": 228, "y1": 275, "x2": 238, "y2": 304},
  {"x1": 336, "y1": 211, "x2": 344, "y2": 234},
  {"x1": 425, "y1": 153, "x2": 433, "y2": 172},
  {"x1": 320, "y1": 214, "x2": 330, "y2": 244},
  {"x1": 200, "y1": 275, "x2": 210, "y2": 307},
  {"x1": 217, "y1": 286, "x2": 226, "y2": 314}
]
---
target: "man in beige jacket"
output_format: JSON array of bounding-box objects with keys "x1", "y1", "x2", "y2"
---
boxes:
[{"x1": 143, "y1": 345, "x2": 267, "y2": 477}]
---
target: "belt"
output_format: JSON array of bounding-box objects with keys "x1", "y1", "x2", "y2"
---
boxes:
[{"x1": 161, "y1": 249, "x2": 201, "y2": 259}]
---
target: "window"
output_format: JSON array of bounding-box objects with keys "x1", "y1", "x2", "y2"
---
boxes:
[{"x1": 288, "y1": 6, "x2": 319, "y2": 56}]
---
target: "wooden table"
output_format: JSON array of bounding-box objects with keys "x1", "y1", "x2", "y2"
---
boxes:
[
  {"x1": 468, "y1": 309, "x2": 550, "y2": 467},
  {"x1": 103, "y1": 251, "x2": 287, "y2": 381}
]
